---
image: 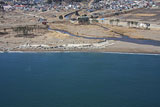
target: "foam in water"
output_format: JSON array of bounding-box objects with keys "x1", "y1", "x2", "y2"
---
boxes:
[{"x1": 1, "y1": 51, "x2": 160, "y2": 56}]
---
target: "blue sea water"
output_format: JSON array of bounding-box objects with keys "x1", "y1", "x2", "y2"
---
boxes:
[{"x1": 0, "y1": 52, "x2": 160, "y2": 107}]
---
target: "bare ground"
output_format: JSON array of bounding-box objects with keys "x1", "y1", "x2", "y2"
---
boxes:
[{"x1": 0, "y1": 9, "x2": 160, "y2": 54}]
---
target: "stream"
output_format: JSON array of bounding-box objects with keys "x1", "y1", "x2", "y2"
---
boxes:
[
  {"x1": 60, "y1": 10, "x2": 160, "y2": 46},
  {"x1": 48, "y1": 28, "x2": 160, "y2": 46}
]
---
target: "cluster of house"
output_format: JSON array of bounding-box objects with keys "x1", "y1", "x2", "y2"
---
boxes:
[
  {"x1": 0, "y1": 0, "x2": 157, "y2": 13},
  {"x1": 0, "y1": 0, "x2": 83, "y2": 12},
  {"x1": 76, "y1": 16, "x2": 151, "y2": 29},
  {"x1": 90, "y1": 0, "x2": 155, "y2": 11}
]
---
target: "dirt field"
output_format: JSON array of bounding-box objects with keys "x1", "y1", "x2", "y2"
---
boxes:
[
  {"x1": 112, "y1": 8, "x2": 160, "y2": 25},
  {"x1": 0, "y1": 11, "x2": 38, "y2": 28},
  {"x1": 49, "y1": 22, "x2": 160, "y2": 41},
  {"x1": 49, "y1": 23, "x2": 118, "y2": 38}
]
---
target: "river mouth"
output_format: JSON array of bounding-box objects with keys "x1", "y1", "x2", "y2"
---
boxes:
[{"x1": 48, "y1": 28, "x2": 160, "y2": 46}]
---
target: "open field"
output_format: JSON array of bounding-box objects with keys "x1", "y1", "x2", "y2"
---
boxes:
[
  {"x1": 49, "y1": 23, "x2": 117, "y2": 38},
  {"x1": 49, "y1": 22, "x2": 160, "y2": 41},
  {"x1": 112, "y1": 8, "x2": 160, "y2": 25},
  {"x1": 0, "y1": 11, "x2": 38, "y2": 28}
]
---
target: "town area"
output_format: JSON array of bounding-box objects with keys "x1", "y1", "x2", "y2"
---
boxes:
[{"x1": 0, "y1": 0, "x2": 160, "y2": 54}]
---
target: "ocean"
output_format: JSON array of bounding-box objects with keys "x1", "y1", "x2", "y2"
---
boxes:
[{"x1": 0, "y1": 52, "x2": 160, "y2": 107}]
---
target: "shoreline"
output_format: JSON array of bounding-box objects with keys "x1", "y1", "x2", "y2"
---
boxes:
[{"x1": 1, "y1": 49, "x2": 160, "y2": 55}]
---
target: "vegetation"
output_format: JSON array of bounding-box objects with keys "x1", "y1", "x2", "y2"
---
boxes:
[
  {"x1": 59, "y1": 15, "x2": 63, "y2": 20},
  {"x1": 109, "y1": 19, "x2": 120, "y2": 26},
  {"x1": 0, "y1": 28, "x2": 8, "y2": 35},
  {"x1": 92, "y1": 19, "x2": 99, "y2": 23},
  {"x1": 75, "y1": 11, "x2": 80, "y2": 16},
  {"x1": 12, "y1": 25, "x2": 41, "y2": 37},
  {"x1": 109, "y1": 19, "x2": 114, "y2": 26},
  {"x1": 115, "y1": 19, "x2": 120, "y2": 26}
]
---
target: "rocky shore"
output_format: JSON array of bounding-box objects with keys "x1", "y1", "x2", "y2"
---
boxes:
[
  {"x1": 1, "y1": 41, "x2": 160, "y2": 54},
  {"x1": 0, "y1": 40, "x2": 114, "y2": 52}
]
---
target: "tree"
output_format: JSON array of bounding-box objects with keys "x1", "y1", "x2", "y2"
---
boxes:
[
  {"x1": 109, "y1": 19, "x2": 114, "y2": 26},
  {"x1": 3, "y1": 28, "x2": 6, "y2": 32},
  {"x1": 75, "y1": 11, "x2": 80, "y2": 16},
  {"x1": 115, "y1": 19, "x2": 120, "y2": 26},
  {"x1": 134, "y1": 22, "x2": 138, "y2": 28},
  {"x1": 13, "y1": 25, "x2": 38, "y2": 36},
  {"x1": 59, "y1": 15, "x2": 63, "y2": 20},
  {"x1": 127, "y1": 21, "x2": 131, "y2": 27},
  {"x1": 131, "y1": 21, "x2": 134, "y2": 27}
]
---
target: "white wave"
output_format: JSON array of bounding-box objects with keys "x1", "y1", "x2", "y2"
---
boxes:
[
  {"x1": 100, "y1": 52, "x2": 160, "y2": 56},
  {"x1": 0, "y1": 50, "x2": 160, "y2": 56}
]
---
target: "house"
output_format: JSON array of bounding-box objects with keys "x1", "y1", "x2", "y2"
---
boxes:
[
  {"x1": 78, "y1": 16, "x2": 90, "y2": 25},
  {"x1": 38, "y1": 18, "x2": 47, "y2": 25},
  {"x1": 3, "y1": 5, "x2": 12, "y2": 11},
  {"x1": 14, "y1": 4, "x2": 25, "y2": 9}
]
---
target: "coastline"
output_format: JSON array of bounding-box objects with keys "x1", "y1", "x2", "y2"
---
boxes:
[{"x1": 1, "y1": 49, "x2": 160, "y2": 55}]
